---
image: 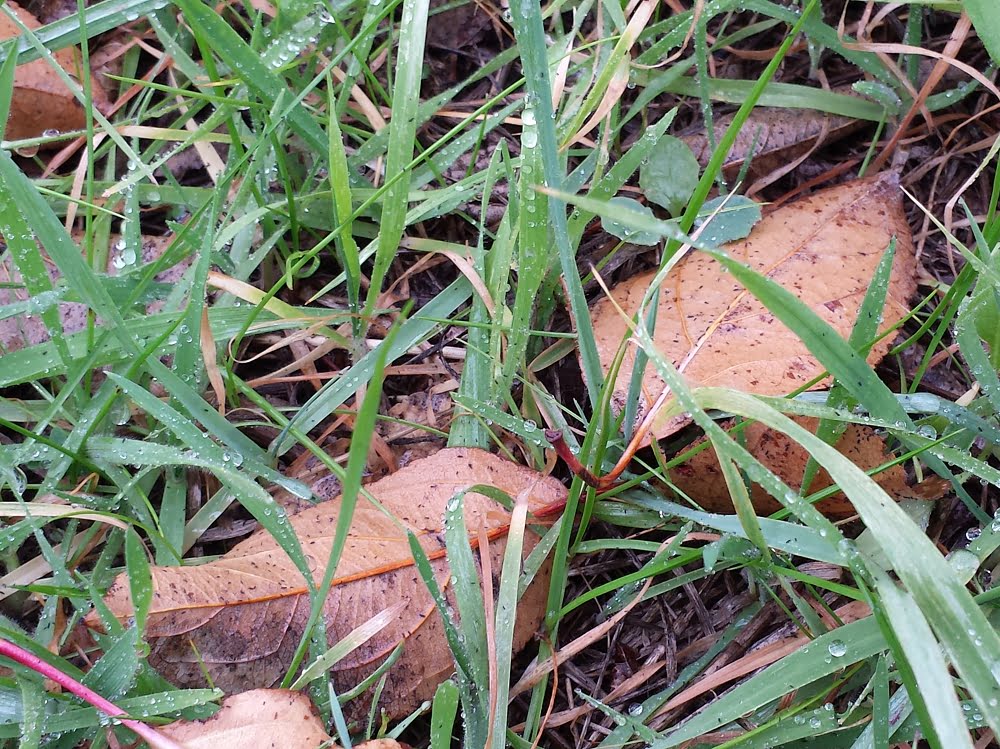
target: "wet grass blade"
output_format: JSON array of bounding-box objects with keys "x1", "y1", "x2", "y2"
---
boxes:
[
  {"x1": 507, "y1": 0, "x2": 603, "y2": 407},
  {"x1": 362, "y1": 0, "x2": 429, "y2": 321},
  {"x1": 966, "y1": 0, "x2": 1000, "y2": 66}
]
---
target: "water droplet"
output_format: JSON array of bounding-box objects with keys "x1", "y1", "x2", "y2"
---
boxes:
[
  {"x1": 946, "y1": 549, "x2": 980, "y2": 580},
  {"x1": 627, "y1": 703, "x2": 643, "y2": 717},
  {"x1": 827, "y1": 640, "x2": 847, "y2": 658}
]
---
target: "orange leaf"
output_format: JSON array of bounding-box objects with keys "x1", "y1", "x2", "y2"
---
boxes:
[
  {"x1": 159, "y1": 689, "x2": 411, "y2": 749},
  {"x1": 668, "y1": 416, "x2": 945, "y2": 518},
  {"x1": 88, "y1": 448, "x2": 565, "y2": 722},
  {"x1": 1, "y1": 1, "x2": 110, "y2": 142},
  {"x1": 591, "y1": 172, "x2": 917, "y2": 443}
]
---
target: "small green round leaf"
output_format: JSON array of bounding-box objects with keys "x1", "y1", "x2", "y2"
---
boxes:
[
  {"x1": 695, "y1": 194, "x2": 762, "y2": 247},
  {"x1": 639, "y1": 134, "x2": 700, "y2": 215},
  {"x1": 602, "y1": 197, "x2": 662, "y2": 246}
]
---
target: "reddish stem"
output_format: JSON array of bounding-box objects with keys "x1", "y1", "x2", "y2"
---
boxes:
[
  {"x1": 544, "y1": 429, "x2": 625, "y2": 492},
  {"x1": 0, "y1": 637, "x2": 184, "y2": 749}
]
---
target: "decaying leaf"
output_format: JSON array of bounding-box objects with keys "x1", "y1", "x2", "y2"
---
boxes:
[
  {"x1": 159, "y1": 689, "x2": 409, "y2": 749},
  {"x1": 591, "y1": 172, "x2": 917, "y2": 443},
  {"x1": 88, "y1": 448, "x2": 565, "y2": 722},
  {"x1": 680, "y1": 104, "x2": 862, "y2": 181},
  {"x1": 668, "y1": 416, "x2": 945, "y2": 518},
  {"x1": 0, "y1": 233, "x2": 185, "y2": 351},
  {"x1": 2, "y1": 1, "x2": 110, "y2": 142}
]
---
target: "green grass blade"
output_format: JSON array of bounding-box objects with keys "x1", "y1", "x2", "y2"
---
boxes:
[
  {"x1": 0, "y1": 0, "x2": 167, "y2": 64},
  {"x1": 801, "y1": 239, "x2": 897, "y2": 491},
  {"x1": 677, "y1": 0, "x2": 819, "y2": 237},
  {"x1": 499, "y1": 111, "x2": 548, "y2": 400},
  {"x1": 326, "y1": 87, "x2": 362, "y2": 340},
  {"x1": 275, "y1": 278, "x2": 471, "y2": 454},
  {"x1": 695, "y1": 389, "x2": 1000, "y2": 740},
  {"x1": 449, "y1": 148, "x2": 507, "y2": 450},
  {"x1": 0, "y1": 37, "x2": 18, "y2": 138},
  {"x1": 123, "y1": 529, "x2": 152, "y2": 636},
  {"x1": 87, "y1": 437, "x2": 312, "y2": 585},
  {"x1": 652, "y1": 617, "x2": 886, "y2": 747},
  {"x1": 289, "y1": 603, "x2": 404, "y2": 690},
  {"x1": 430, "y1": 680, "x2": 460, "y2": 749},
  {"x1": 965, "y1": 0, "x2": 1000, "y2": 66},
  {"x1": 171, "y1": 0, "x2": 328, "y2": 155},
  {"x1": 281, "y1": 308, "x2": 400, "y2": 688},
  {"x1": 507, "y1": 0, "x2": 603, "y2": 407},
  {"x1": 489, "y1": 494, "x2": 528, "y2": 749},
  {"x1": 870, "y1": 567, "x2": 971, "y2": 749},
  {"x1": 362, "y1": 0, "x2": 429, "y2": 321}
]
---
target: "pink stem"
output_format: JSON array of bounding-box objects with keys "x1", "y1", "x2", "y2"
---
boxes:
[{"x1": 0, "y1": 637, "x2": 185, "y2": 749}]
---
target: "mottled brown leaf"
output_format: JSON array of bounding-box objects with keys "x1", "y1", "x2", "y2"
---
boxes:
[
  {"x1": 2, "y1": 1, "x2": 109, "y2": 141},
  {"x1": 680, "y1": 103, "x2": 862, "y2": 181},
  {"x1": 159, "y1": 689, "x2": 410, "y2": 749},
  {"x1": 668, "y1": 416, "x2": 945, "y2": 518},
  {"x1": 89, "y1": 449, "x2": 565, "y2": 722},
  {"x1": 0, "y1": 233, "x2": 184, "y2": 351},
  {"x1": 591, "y1": 172, "x2": 918, "y2": 443}
]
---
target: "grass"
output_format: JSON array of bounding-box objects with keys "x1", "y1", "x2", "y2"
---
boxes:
[{"x1": 1, "y1": 0, "x2": 1000, "y2": 747}]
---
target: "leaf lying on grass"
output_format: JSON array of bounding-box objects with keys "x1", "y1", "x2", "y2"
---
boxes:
[
  {"x1": 591, "y1": 172, "x2": 917, "y2": 443},
  {"x1": 680, "y1": 102, "x2": 862, "y2": 181},
  {"x1": 160, "y1": 689, "x2": 407, "y2": 749},
  {"x1": 0, "y1": 0, "x2": 109, "y2": 142},
  {"x1": 668, "y1": 416, "x2": 947, "y2": 518},
  {"x1": 0, "y1": 233, "x2": 182, "y2": 351},
  {"x1": 86, "y1": 448, "x2": 565, "y2": 722}
]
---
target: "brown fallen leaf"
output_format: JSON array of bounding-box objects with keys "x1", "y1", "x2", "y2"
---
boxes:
[
  {"x1": 88, "y1": 448, "x2": 565, "y2": 722},
  {"x1": 668, "y1": 416, "x2": 945, "y2": 518},
  {"x1": 159, "y1": 689, "x2": 410, "y2": 749},
  {"x1": 2, "y1": 1, "x2": 110, "y2": 142},
  {"x1": 591, "y1": 172, "x2": 917, "y2": 443},
  {"x1": 159, "y1": 689, "x2": 330, "y2": 749},
  {"x1": 680, "y1": 103, "x2": 863, "y2": 182},
  {"x1": 0, "y1": 232, "x2": 185, "y2": 352}
]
